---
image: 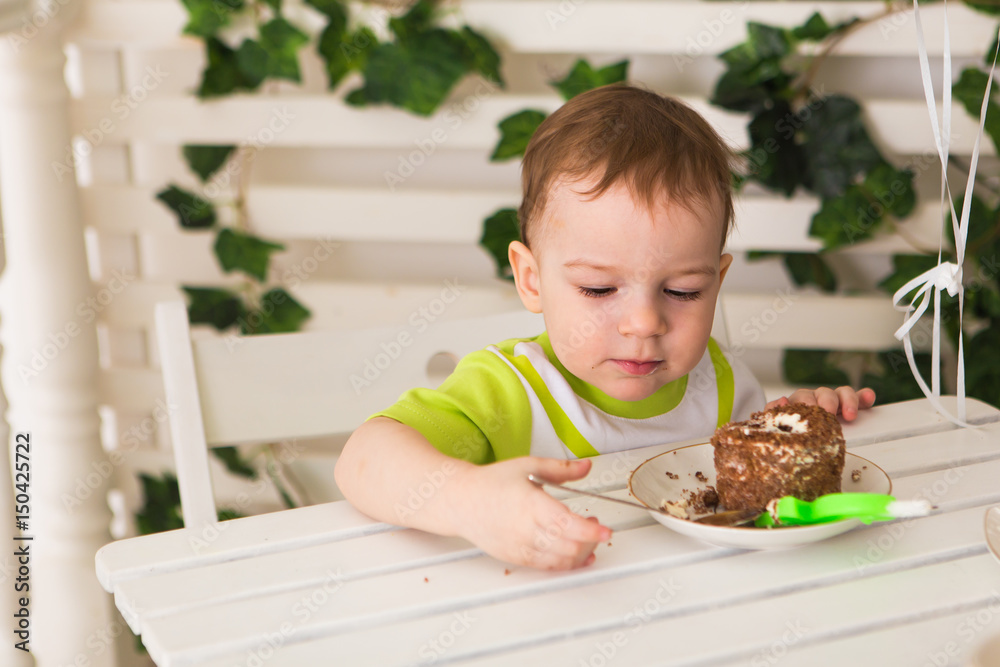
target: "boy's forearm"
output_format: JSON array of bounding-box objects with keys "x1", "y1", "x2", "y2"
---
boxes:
[{"x1": 335, "y1": 417, "x2": 477, "y2": 536}]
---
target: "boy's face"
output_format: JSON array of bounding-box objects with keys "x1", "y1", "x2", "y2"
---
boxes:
[{"x1": 509, "y1": 177, "x2": 732, "y2": 402}]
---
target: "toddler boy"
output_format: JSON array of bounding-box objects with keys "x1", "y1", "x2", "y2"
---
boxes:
[{"x1": 335, "y1": 84, "x2": 875, "y2": 570}]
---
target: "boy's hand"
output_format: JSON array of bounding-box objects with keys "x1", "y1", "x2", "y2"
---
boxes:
[
  {"x1": 767, "y1": 386, "x2": 876, "y2": 422},
  {"x1": 451, "y1": 457, "x2": 612, "y2": 571}
]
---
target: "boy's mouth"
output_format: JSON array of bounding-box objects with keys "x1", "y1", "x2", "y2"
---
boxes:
[{"x1": 613, "y1": 359, "x2": 662, "y2": 376}]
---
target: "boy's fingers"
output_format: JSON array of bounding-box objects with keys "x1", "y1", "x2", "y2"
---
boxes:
[
  {"x1": 835, "y1": 386, "x2": 859, "y2": 420},
  {"x1": 858, "y1": 387, "x2": 876, "y2": 409},
  {"x1": 814, "y1": 387, "x2": 840, "y2": 415},
  {"x1": 788, "y1": 390, "x2": 818, "y2": 407},
  {"x1": 527, "y1": 457, "x2": 592, "y2": 483},
  {"x1": 555, "y1": 512, "x2": 611, "y2": 543}
]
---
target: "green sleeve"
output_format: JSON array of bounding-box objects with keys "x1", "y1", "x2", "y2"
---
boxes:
[{"x1": 370, "y1": 349, "x2": 533, "y2": 464}]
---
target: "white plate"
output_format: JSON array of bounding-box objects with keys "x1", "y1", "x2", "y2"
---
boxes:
[
  {"x1": 628, "y1": 442, "x2": 891, "y2": 549},
  {"x1": 987, "y1": 506, "x2": 1000, "y2": 565}
]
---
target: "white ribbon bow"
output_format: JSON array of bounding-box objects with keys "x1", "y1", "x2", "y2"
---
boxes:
[{"x1": 892, "y1": 0, "x2": 999, "y2": 427}]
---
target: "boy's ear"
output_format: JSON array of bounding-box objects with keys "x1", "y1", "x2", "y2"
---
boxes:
[
  {"x1": 718, "y1": 253, "x2": 733, "y2": 286},
  {"x1": 509, "y1": 240, "x2": 543, "y2": 313}
]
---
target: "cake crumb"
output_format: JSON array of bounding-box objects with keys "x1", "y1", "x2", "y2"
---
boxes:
[
  {"x1": 660, "y1": 499, "x2": 689, "y2": 519},
  {"x1": 685, "y1": 486, "x2": 719, "y2": 514},
  {"x1": 851, "y1": 469, "x2": 862, "y2": 482},
  {"x1": 423, "y1": 577, "x2": 429, "y2": 583},
  {"x1": 665, "y1": 471, "x2": 679, "y2": 480},
  {"x1": 504, "y1": 569, "x2": 511, "y2": 576},
  {"x1": 694, "y1": 471, "x2": 708, "y2": 483}
]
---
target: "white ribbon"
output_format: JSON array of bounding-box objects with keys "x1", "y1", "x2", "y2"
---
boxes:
[{"x1": 892, "y1": 0, "x2": 999, "y2": 427}]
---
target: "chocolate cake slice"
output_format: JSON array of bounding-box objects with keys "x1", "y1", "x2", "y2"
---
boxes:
[{"x1": 711, "y1": 403, "x2": 845, "y2": 511}]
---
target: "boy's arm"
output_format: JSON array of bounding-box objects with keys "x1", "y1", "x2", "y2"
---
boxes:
[
  {"x1": 767, "y1": 387, "x2": 877, "y2": 421},
  {"x1": 335, "y1": 416, "x2": 612, "y2": 570}
]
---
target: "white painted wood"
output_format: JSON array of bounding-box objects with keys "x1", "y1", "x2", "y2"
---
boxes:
[
  {"x1": 92, "y1": 402, "x2": 1000, "y2": 667},
  {"x1": 81, "y1": 183, "x2": 951, "y2": 254},
  {"x1": 154, "y1": 301, "x2": 218, "y2": 530},
  {"x1": 172, "y1": 506, "x2": 996, "y2": 667},
  {"x1": 0, "y1": 9, "x2": 114, "y2": 666},
  {"x1": 68, "y1": 94, "x2": 993, "y2": 155},
  {"x1": 186, "y1": 307, "x2": 545, "y2": 445},
  {"x1": 67, "y1": 1, "x2": 994, "y2": 57}
]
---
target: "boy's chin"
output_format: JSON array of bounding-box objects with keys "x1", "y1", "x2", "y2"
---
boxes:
[{"x1": 598, "y1": 379, "x2": 664, "y2": 402}]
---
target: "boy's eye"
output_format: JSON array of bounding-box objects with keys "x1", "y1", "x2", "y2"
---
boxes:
[
  {"x1": 578, "y1": 286, "x2": 616, "y2": 298},
  {"x1": 666, "y1": 290, "x2": 703, "y2": 301}
]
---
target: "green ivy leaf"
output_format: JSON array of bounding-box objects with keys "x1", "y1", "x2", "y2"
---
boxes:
[
  {"x1": 986, "y1": 26, "x2": 1000, "y2": 65},
  {"x1": 783, "y1": 253, "x2": 837, "y2": 292},
  {"x1": 211, "y1": 446, "x2": 257, "y2": 479},
  {"x1": 135, "y1": 473, "x2": 184, "y2": 535},
  {"x1": 965, "y1": 1, "x2": 1000, "y2": 16},
  {"x1": 791, "y1": 12, "x2": 832, "y2": 41},
  {"x1": 182, "y1": 145, "x2": 236, "y2": 183},
  {"x1": 304, "y1": 0, "x2": 346, "y2": 19},
  {"x1": 860, "y1": 350, "x2": 932, "y2": 405},
  {"x1": 459, "y1": 26, "x2": 505, "y2": 86},
  {"x1": 389, "y1": 0, "x2": 436, "y2": 45},
  {"x1": 782, "y1": 349, "x2": 850, "y2": 387},
  {"x1": 351, "y1": 29, "x2": 469, "y2": 116},
  {"x1": 877, "y1": 254, "x2": 942, "y2": 296},
  {"x1": 809, "y1": 185, "x2": 879, "y2": 249},
  {"x1": 862, "y1": 162, "x2": 916, "y2": 219},
  {"x1": 241, "y1": 288, "x2": 312, "y2": 334},
  {"x1": 310, "y1": 0, "x2": 351, "y2": 88},
  {"x1": 198, "y1": 37, "x2": 250, "y2": 98},
  {"x1": 213, "y1": 229, "x2": 285, "y2": 281},
  {"x1": 947, "y1": 193, "x2": 995, "y2": 250},
  {"x1": 745, "y1": 102, "x2": 807, "y2": 196},
  {"x1": 343, "y1": 27, "x2": 378, "y2": 71},
  {"x1": 719, "y1": 22, "x2": 792, "y2": 72},
  {"x1": 968, "y1": 284, "x2": 1000, "y2": 320},
  {"x1": 480, "y1": 208, "x2": 519, "y2": 280},
  {"x1": 183, "y1": 286, "x2": 246, "y2": 330},
  {"x1": 263, "y1": 0, "x2": 281, "y2": 12},
  {"x1": 180, "y1": 0, "x2": 244, "y2": 38},
  {"x1": 712, "y1": 65, "x2": 792, "y2": 113},
  {"x1": 801, "y1": 95, "x2": 882, "y2": 198},
  {"x1": 156, "y1": 185, "x2": 216, "y2": 229},
  {"x1": 491, "y1": 109, "x2": 547, "y2": 161},
  {"x1": 953, "y1": 67, "x2": 1000, "y2": 156},
  {"x1": 966, "y1": 325, "x2": 1000, "y2": 407},
  {"x1": 259, "y1": 18, "x2": 310, "y2": 82},
  {"x1": 551, "y1": 59, "x2": 629, "y2": 101},
  {"x1": 235, "y1": 39, "x2": 270, "y2": 90}
]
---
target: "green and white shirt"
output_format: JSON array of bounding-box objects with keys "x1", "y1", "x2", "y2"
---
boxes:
[{"x1": 374, "y1": 332, "x2": 765, "y2": 465}]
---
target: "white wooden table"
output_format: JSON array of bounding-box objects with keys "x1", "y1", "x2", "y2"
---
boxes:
[{"x1": 96, "y1": 397, "x2": 1000, "y2": 666}]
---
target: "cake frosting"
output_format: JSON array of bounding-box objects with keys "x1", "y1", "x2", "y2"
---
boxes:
[{"x1": 711, "y1": 403, "x2": 845, "y2": 511}]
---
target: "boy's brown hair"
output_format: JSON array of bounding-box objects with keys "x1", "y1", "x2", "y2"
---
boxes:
[{"x1": 518, "y1": 84, "x2": 736, "y2": 251}]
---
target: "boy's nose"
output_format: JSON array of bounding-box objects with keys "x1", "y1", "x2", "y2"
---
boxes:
[{"x1": 617, "y1": 298, "x2": 667, "y2": 338}]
